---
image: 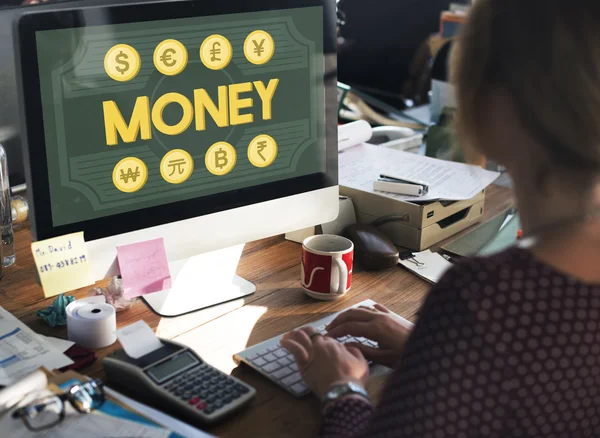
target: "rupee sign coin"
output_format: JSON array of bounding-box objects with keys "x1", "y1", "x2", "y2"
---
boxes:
[
  {"x1": 104, "y1": 44, "x2": 141, "y2": 82},
  {"x1": 161, "y1": 149, "x2": 194, "y2": 184},
  {"x1": 244, "y1": 30, "x2": 275, "y2": 65},
  {"x1": 205, "y1": 142, "x2": 237, "y2": 176},
  {"x1": 113, "y1": 157, "x2": 148, "y2": 193},
  {"x1": 200, "y1": 35, "x2": 232, "y2": 70},
  {"x1": 248, "y1": 134, "x2": 277, "y2": 168},
  {"x1": 154, "y1": 39, "x2": 188, "y2": 76}
]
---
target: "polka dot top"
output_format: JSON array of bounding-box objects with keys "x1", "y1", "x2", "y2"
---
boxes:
[{"x1": 321, "y1": 246, "x2": 600, "y2": 438}]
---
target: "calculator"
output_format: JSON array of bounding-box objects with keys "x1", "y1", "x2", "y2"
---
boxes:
[{"x1": 103, "y1": 338, "x2": 255, "y2": 425}]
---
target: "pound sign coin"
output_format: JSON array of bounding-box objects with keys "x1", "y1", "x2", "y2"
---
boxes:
[
  {"x1": 248, "y1": 134, "x2": 278, "y2": 168},
  {"x1": 112, "y1": 157, "x2": 148, "y2": 193},
  {"x1": 200, "y1": 35, "x2": 232, "y2": 70},
  {"x1": 104, "y1": 44, "x2": 141, "y2": 82},
  {"x1": 244, "y1": 30, "x2": 275, "y2": 65},
  {"x1": 154, "y1": 39, "x2": 188, "y2": 76},
  {"x1": 205, "y1": 142, "x2": 237, "y2": 176}
]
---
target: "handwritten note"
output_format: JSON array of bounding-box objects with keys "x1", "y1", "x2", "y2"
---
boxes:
[
  {"x1": 117, "y1": 238, "x2": 172, "y2": 299},
  {"x1": 31, "y1": 232, "x2": 95, "y2": 298}
]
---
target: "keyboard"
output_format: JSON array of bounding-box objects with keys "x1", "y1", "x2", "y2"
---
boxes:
[{"x1": 233, "y1": 299, "x2": 413, "y2": 397}]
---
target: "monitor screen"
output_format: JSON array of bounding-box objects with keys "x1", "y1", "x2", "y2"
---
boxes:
[{"x1": 32, "y1": 5, "x2": 326, "y2": 228}]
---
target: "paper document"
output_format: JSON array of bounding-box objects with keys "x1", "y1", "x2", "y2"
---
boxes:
[
  {"x1": 40, "y1": 336, "x2": 75, "y2": 353},
  {"x1": 339, "y1": 144, "x2": 499, "y2": 202},
  {"x1": 0, "y1": 307, "x2": 73, "y2": 386},
  {"x1": 1, "y1": 388, "x2": 169, "y2": 438},
  {"x1": 398, "y1": 250, "x2": 453, "y2": 284},
  {"x1": 117, "y1": 238, "x2": 172, "y2": 299},
  {"x1": 31, "y1": 232, "x2": 95, "y2": 298},
  {"x1": 106, "y1": 388, "x2": 215, "y2": 438}
]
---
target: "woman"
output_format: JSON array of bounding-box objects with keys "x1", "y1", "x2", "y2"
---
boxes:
[{"x1": 281, "y1": 1, "x2": 600, "y2": 436}]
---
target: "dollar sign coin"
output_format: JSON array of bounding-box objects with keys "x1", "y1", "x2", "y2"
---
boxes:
[
  {"x1": 205, "y1": 142, "x2": 237, "y2": 176},
  {"x1": 154, "y1": 39, "x2": 188, "y2": 76},
  {"x1": 248, "y1": 134, "x2": 278, "y2": 168},
  {"x1": 200, "y1": 35, "x2": 232, "y2": 70},
  {"x1": 112, "y1": 157, "x2": 148, "y2": 193},
  {"x1": 104, "y1": 44, "x2": 141, "y2": 82},
  {"x1": 243, "y1": 30, "x2": 275, "y2": 65},
  {"x1": 160, "y1": 149, "x2": 194, "y2": 184}
]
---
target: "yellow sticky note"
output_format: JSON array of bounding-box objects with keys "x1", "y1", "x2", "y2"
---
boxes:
[{"x1": 31, "y1": 232, "x2": 95, "y2": 298}]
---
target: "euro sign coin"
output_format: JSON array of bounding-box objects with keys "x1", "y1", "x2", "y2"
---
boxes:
[
  {"x1": 104, "y1": 44, "x2": 141, "y2": 82},
  {"x1": 113, "y1": 157, "x2": 148, "y2": 193},
  {"x1": 154, "y1": 39, "x2": 188, "y2": 76},
  {"x1": 244, "y1": 30, "x2": 275, "y2": 65},
  {"x1": 161, "y1": 149, "x2": 194, "y2": 184},
  {"x1": 205, "y1": 142, "x2": 237, "y2": 176},
  {"x1": 248, "y1": 134, "x2": 278, "y2": 168},
  {"x1": 200, "y1": 35, "x2": 232, "y2": 70}
]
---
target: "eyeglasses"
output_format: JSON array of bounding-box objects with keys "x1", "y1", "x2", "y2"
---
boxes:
[{"x1": 12, "y1": 379, "x2": 105, "y2": 432}]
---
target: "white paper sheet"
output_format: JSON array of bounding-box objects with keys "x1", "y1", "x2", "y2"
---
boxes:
[
  {"x1": 398, "y1": 250, "x2": 453, "y2": 284},
  {"x1": 40, "y1": 336, "x2": 75, "y2": 353},
  {"x1": 0, "y1": 307, "x2": 73, "y2": 386},
  {"x1": 339, "y1": 144, "x2": 500, "y2": 202},
  {"x1": 116, "y1": 320, "x2": 163, "y2": 359}
]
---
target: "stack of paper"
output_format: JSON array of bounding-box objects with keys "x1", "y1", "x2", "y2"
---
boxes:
[
  {"x1": 0, "y1": 307, "x2": 73, "y2": 386},
  {"x1": 339, "y1": 143, "x2": 499, "y2": 202}
]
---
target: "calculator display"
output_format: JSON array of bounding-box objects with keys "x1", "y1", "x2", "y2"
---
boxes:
[{"x1": 147, "y1": 352, "x2": 198, "y2": 383}]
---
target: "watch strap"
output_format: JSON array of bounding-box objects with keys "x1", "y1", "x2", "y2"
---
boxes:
[{"x1": 322, "y1": 381, "x2": 371, "y2": 406}]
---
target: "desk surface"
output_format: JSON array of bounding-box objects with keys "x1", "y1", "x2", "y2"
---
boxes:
[{"x1": 3, "y1": 185, "x2": 512, "y2": 437}]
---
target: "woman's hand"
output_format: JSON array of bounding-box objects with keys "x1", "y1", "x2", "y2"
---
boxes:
[
  {"x1": 281, "y1": 326, "x2": 369, "y2": 399},
  {"x1": 325, "y1": 304, "x2": 413, "y2": 368}
]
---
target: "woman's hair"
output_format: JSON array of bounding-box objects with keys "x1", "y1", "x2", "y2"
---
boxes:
[{"x1": 451, "y1": 0, "x2": 600, "y2": 172}]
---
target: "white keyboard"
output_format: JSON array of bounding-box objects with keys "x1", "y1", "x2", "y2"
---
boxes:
[{"x1": 233, "y1": 299, "x2": 409, "y2": 397}]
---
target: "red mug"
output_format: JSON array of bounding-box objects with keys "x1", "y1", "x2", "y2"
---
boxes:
[{"x1": 301, "y1": 234, "x2": 354, "y2": 300}]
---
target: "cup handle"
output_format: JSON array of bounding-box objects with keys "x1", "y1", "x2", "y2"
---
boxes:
[{"x1": 332, "y1": 258, "x2": 348, "y2": 294}]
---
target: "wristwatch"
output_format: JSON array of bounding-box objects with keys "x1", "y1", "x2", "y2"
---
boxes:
[{"x1": 322, "y1": 381, "x2": 371, "y2": 406}]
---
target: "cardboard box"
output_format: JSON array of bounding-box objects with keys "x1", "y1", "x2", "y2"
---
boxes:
[{"x1": 339, "y1": 185, "x2": 485, "y2": 251}]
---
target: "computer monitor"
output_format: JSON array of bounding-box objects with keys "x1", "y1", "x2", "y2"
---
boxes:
[{"x1": 15, "y1": 0, "x2": 338, "y2": 316}]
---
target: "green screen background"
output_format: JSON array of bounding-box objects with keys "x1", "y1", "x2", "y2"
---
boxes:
[{"x1": 36, "y1": 7, "x2": 325, "y2": 227}]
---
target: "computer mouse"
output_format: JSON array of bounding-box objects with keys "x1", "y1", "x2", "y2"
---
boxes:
[{"x1": 344, "y1": 224, "x2": 399, "y2": 271}]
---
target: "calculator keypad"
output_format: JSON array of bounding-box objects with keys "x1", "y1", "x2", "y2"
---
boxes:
[{"x1": 163, "y1": 364, "x2": 250, "y2": 415}]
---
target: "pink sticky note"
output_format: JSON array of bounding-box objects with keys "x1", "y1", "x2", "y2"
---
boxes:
[{"x1": 117, "y1": 238, "x2": 172, "y2": 299}]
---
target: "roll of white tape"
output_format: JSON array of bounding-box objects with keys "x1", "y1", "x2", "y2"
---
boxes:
[{"x1": 66, "y1": 296, "x2": 117, "y2": 349}]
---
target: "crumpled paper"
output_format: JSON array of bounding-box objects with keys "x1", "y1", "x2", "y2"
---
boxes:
[
  {"x1": 37, "y1": 294, "x2": 75, "y2": 327},
  {"x1": 88, "y1": 276, "x2": 135, "y2": 312}
]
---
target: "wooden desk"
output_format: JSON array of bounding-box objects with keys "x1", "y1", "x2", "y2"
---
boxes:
[{"x1": 1, "y1": 185, "x2": 512, "y2": 437}]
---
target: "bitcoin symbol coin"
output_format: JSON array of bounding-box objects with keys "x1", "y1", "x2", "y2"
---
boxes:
[
  {"x1": 160, "y1": 149, "x2": 194, "y2": 184},
  {"x1": 205, "y1": 142, "x2": 237, "y2": 176},
  {"x1": 244, "y1": 30, "x2": 275, "y2": 65},
  {"x1": 104, "y1": 44, "x2": 141, "y2": 82},
  {"x1": 248, "y1": 134, "x2": 278, "y2": 168},
  {"x1": 200, "y1": 35, "x2": 232, "y2": 70},
  {"x1": 154, "y1": 39, "x2": 188, "y2": 76},
  {"x1": 112, "y1": 157, "x2": 148, "y2": 193}
]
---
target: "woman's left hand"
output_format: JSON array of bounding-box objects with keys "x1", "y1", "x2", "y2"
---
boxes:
[{"x1": 281, "y1": 326, "x2": 369, "y2": 399}]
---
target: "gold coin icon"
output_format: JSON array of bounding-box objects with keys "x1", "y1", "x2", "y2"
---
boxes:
[
  {"x1": 104, "y1": 44, "x2": 141, "y2": 82},
  {"x1": 200, "y1": 35, "x2": 232, "y2": 70},
  {"x1": 160, "y1": 149, "x2": 194, "y2": 184},
  {"x1": 205, "y1": 142, "x2": 237, "y2": 176},
  {"x1": 244, "y1": 30, "x2": 275, "y2": 65},
  {"x1": 248, "y1": 134, "x2": 278, "y2": 168},
  {"x1": 154, "y1": 39, "x2": 188, "y2": 76},
  {"x1": 112, "y1": 157, "x2": 148, "y2": 193}
]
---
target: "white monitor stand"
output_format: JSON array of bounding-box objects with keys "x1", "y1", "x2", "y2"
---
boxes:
[
  {"x1": 142, "y1": 244, "x2": 255, "y2": 317},
  {"x1": 87, "y1": 187, "x2": 338, "y2": 317}
]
